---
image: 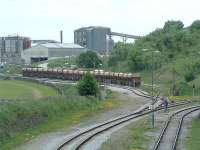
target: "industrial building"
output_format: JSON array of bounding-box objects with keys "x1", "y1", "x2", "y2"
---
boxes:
[
  {"x1": 31, "y1": 40, "x2": 58, "y2": 46},
  {"x1": 0, "y1": 36, "x2": 31, "y2": 64},
  {"x1": 22, "y1": 43, "x2": 86, "y2": 64},
  {"x1": 74, "y1": 26, "x2": 142, "y2": 54},
  {"x1": 74, "y1": 26, "x2": 114, "y2": 54}
]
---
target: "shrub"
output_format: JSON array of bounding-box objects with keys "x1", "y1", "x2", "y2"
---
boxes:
[
  {"x1": 77, "y1": 51, "x2": 102, "y2": 68},
  {"x1": 184, "y1": 72, "x2": 195, "y2": 82},
  {"x1": 77, "y1": 72, "x2": 99, "y2": 97}
]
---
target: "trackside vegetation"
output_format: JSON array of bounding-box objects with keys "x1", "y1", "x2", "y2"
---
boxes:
[
  {"x1": 0, "y1": 82, "x2": 118, "y2": 149},
  {"x1": 186, "y1": 118, "x2": 200, "y2": 150},
  {"x1": 0, "y1": 64, "x2": 22, "y2": 75},
  {"x1": 76, "y1": 50, "x2": 102, "y2": 68},
  {"x1": 100, "y1": 117, "x2": 154, "y2": 150},
  {"x1": 77, "y1": 72, "x2": 100, "y2": 97},
  {"x1": 107, "y1": 20, "x2": 200, "y2": 96}
]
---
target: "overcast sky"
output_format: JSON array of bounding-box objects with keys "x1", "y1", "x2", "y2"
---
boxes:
[{"x1": 0, "y1": 0, "x2": 199, "y2": 42}]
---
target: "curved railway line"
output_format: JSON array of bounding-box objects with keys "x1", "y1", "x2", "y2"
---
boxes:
[
  {"x1": 152, "y1": 106, "x2": 200, "y2": 150},
  {"x1": 57, "y1": 100, "x2": 192, "y2": 150},
  {"x1": 8, "y1": 76, "x2": 197, "y2": 150},
  {"x1": 18, "y1": 77, "x2": 194, "y2": 150}
]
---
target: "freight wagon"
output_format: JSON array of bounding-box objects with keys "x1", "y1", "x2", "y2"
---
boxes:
[{"x1": 22, "y1": 68, "x2": 141, "y2": 87}]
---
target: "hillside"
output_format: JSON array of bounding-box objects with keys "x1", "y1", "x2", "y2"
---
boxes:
[{"x1": 108, "y1": 20, "x2": 200, "y2": 96}]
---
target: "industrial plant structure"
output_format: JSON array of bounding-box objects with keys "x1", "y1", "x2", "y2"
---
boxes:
[
  {"x1": 74, "y1": 26, "x2": 141, "y2": 54},
  {"x1": 22, "y1": 43, "x2": 86, "y2": 64},
  {"x1": 0, "y1": 36, "x2": 31, "y2": 64},
  {"x1": 74, "y1": 26, "x2": 114, "y2": 54}
]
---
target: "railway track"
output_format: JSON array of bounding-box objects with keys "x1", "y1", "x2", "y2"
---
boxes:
[
  {"x1": 152, "y1": 105, "x2": 200, "y2": 150},
  {"x1": 8, "y1": 76, "x2": 196, "y2": 150},
  {"x1": 29, "y1": 77, "x2": 194, "y2": 150},
  {"x1": 57, "y1": 101, "x2": 192, "y2": 150}
]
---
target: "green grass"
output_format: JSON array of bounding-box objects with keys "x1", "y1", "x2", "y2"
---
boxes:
[
  {"x1": 31, "y1": 57, "x2": 77, "y2": 68},
  {"x1": 0, "y1": 85, "x2": 119, "y2": 150},
  {"x1": 0, "y1": 80, "x2": 58, "y2": 99},
  {"x1": 186, "y1": 118, "x2": 200, "y2": 150},
  {"x1": 0, "y1": 99, "x2": 117, "y2": 150},
  {"x1": 100, "y1": 117, "x2": 154, "y2": 150},
  {"x1": 140, "y1": 66, "x2": 200, "y2": 97},
  {"x1": 0, "y1": 64, "x2": 22, "y2": 75},
  {"x1": 127, "y1": 118, "x2": 154, "y2": 150}
]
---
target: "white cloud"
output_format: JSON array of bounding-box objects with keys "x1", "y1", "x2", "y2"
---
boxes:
[{"x1": 0, "y1": 0, "x2": 199, "y2": 42}]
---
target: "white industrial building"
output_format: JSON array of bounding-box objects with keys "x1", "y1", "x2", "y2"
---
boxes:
[{"x1": 22, "y1": 43, "x2": 86, "y2": 64}]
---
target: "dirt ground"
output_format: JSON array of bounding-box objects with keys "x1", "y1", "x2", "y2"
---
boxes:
[{"x1": 15, "y1": 86, "x2": 150, "y2": 150}]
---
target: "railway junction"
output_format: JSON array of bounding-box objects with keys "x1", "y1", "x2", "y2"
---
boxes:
[{"x1": 11, "y1": 74, "x2": 200, "y2": 150}]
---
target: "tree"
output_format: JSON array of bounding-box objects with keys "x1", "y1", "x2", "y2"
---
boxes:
[
  {"x1": 77, "y1": 72, "x2": 99, "y2": 97},
  {"x1": 77, "y1": 51, "x2": 102, "y2": 68},
  {"x1": 127, "y1": 48, "x2": 144, "y2": 71},
  {"x1": 163, "y1": 20, "x2": 184, "y2": 32},
  {"x1": 190, "y1": 20, "x2": 200, "y2": 31},
  {"x1": 108, "y1": 42, "x2": 133, "y2": 66},
  {"x1": 184, "y1": 72, "x2": 195, "y2": 82}
]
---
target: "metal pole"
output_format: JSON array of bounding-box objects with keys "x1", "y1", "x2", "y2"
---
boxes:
[
  {"x1": 193, "y1": 87, "x2": 194, "y2": 97},
  {"x1": 151, "y1": 51, "x2": 155, "y2": 128},
  {"x1": 193, "y1": 84, "x2": 195, "y2": 98}
]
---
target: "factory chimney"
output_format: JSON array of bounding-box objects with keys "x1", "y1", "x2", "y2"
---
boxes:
[{"x1": 60, "y1": 30, "x2": 63, "y2": 43}]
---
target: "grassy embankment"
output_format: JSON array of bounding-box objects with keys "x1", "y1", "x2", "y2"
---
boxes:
[
  {"x1": 0, "y1": 80, "x2": 58, "y2": 99},
  {"x1": 140, "y1": 57, "x2": 200, "y2": 102},
  {"x1": 31, "y1": 57, "x2": 77, "y2": 68},
  {"x1": 186, "y1": 117, "x2": 200, "y2": 150},
  {"x1": 0, "y1": 80, "x2": 118, "y2": 150},
  {"x1": 0, "y1": 64, "x2": 22, "y2": 75}
]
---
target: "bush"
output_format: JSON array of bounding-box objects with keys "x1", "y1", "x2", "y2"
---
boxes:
[
  {"x1": 77, "y1": 51, "x2": 102, "y2": 68},
  {"x1": 0, "y1": 95, "x2": 99, "y2": 145},
  {"x1": 77, "y1": 72, "x2": 99, "y2": 97},
  {"x1": 184, "y1": 72, "x2": 195, "y2": 82}
]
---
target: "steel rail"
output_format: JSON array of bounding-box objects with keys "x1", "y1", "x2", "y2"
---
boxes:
[
  {"x1": 16, "y1": 76, "x2": 193, "y2": 150},
  {"x1": 104, "y1": 84, "x2": 151, "y2": 99},
  {"x1": 172, "y1": 107, "x2": 200, "y2": 150},
  {"x1": 57, "y1": 101, "x2": 192, "y2": 150},
  {"x1": 152, "y1": 106, "x2": 200, "y2": 150},
  {"x1": 57, "y1": 105, "x2": 146, "y2": 150},
  {"x1": 74, "y1": 103, "x2": 195, "y2": 150}
]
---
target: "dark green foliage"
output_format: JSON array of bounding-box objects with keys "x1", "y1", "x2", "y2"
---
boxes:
[
  {"x1": 77, "y1": 72, "x2": 99, "y2": 97},
  {"x1": 127, "y1": 48, "x2": 144, "y2": 71},
  {"x1": 190, "y1": 20, "x2": 200, "y2": 31},
  {"x1": 107, "y1": 19, "x2": 200, "y2": 95},
  {"x1": 77, "y1": 51, "x2": 102, "y2": 68},
  {"x1": 108, "y1": 19, "x2": 200, "y2": 73},
  {"x1": 185, "y1": 72, "x2": 195, "y2": 82},
  {"x1": 108, "y1": 42, "x2": 132, "y2": 66},
  {"x1": 163, "y1": 20, "x2": 184, "y2": 32}
]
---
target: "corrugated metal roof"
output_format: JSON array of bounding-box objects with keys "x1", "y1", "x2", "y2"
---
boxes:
[
  {"x1": 74, "y1": 26, "x2": 110, "y2": 32},
  {"x1": 41, "y1": 43, "x2": 84, "y2": 49}
]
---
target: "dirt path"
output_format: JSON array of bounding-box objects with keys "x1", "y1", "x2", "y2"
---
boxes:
[
  {"x1": 32, "y1": 89, "x2": 43, "y2": 99},
  {"x1": 15, "y1": 86, "x2": 150, "y2": 150}
]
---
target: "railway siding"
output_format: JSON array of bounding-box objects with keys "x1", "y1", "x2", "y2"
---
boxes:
[{"x1": 153, "y1": 106, "x2": 200, "y2": 150}]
